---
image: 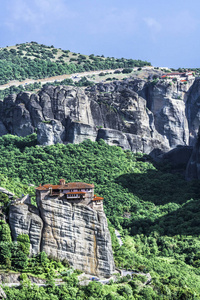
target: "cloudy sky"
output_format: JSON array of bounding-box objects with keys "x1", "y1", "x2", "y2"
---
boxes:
[{"x1": 0, "y1": 0, "x2": 199, "y2": 68}]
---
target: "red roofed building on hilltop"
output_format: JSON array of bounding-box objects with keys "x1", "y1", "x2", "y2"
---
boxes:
[
  {"x1": 36, "y1": 179, "x2": 104, "y2": 211},
  {"x1": 161, "y1": 71, "x2": 195, "y2": 80}
]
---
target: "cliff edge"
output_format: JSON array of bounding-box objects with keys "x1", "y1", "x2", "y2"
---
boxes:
[{"x1": 9, "y1": 181, "x2": 115, "y2": 277}]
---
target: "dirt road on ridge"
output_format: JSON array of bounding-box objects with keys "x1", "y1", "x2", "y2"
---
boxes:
[{"x1": 0, "y1": 69, "x2": 124, "y2": 90}]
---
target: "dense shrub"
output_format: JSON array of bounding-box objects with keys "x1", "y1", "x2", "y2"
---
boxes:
[
  {"x1": 0, "y1": 135, "x2": 200, "y2": 296},
  {"x1": 122, "y1": 68, "x2": 133, "y2": 74}
]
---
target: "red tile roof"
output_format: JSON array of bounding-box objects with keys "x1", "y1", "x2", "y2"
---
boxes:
[
  {"x1": 49, "y1": 185, "x2": 62, "y2": 189},
  {"x1": 36, "y1": 181, "x2": 94, "y2": 191},
  {"x1": 93, "y1": 195, "x2": 104, "y2": 201},
  {"x1": 36, "y1": 186, "x2": 48, "y2": 191},
  {"x1": 65, "y1": 182, "x2": 94, "y2": 189},
  {"x1": 43, "y1": 184, "x2": 52, "y2": 188},
  {"x1": 66, "y1": 191, "x2": 86, "y2": 195}
]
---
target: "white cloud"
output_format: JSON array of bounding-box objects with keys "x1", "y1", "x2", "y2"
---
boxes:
[
  {"x1": 143, "y1": 17, "x2": 162, "y2": 41},
  {"x1": 4, "y1": 0, "x2": 78, "y2": 32},
  {"x1": 144, "y1": 17, "x2": 161, "y2": 33}
]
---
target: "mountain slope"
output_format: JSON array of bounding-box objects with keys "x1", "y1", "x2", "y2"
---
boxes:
[
  {"x1": 1, "y1": 136, "x2": 200, "y2": 296},
  {"x1": 0, "y1": 42, "x2": 151, "y2": 85}
]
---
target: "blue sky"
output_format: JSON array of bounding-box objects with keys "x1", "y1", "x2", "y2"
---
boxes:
[{"x1": 0, "y1": 0, "x2": 200, "y2": 68}]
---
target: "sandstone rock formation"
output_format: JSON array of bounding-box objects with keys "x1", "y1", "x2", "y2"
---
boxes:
[
  {"x1": 1, "y1": 77, "x2": 200, "y2": 156},
  {"x1": 9, "y1": 193, "x2": 115, "y2": 277},
  {"x1": 38, "y1": 198, "x2": 114, "y2": 277},
  {"x1": 186, "y1": 128, "x2": 200, "y2": 180},
  {"x1": 9, "y1": 201, "x2": 43, "y2": 255}
]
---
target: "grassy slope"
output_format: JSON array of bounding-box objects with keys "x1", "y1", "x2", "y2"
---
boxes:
[
  {"x1": 0, "y1": 42, "x2": 151, "y2": 85},
  {"x1": 0, "y1": 135, "x2": 200, "y2": 295}
]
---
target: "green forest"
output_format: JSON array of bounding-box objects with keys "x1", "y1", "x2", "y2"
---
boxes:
[
  {"x1": 0, "y1": 134, "x2": 200, "y2": 298},
  {"x1": 0, "y1": 42, "x2": 151, "y2": 85}
]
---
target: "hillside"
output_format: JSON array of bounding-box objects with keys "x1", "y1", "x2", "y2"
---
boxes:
[
  {"x1": 1, "y1": 136, "x2": 200, "y2": 298},
  {"x1": 0, "y1": 42, "x2": 151, "y2": 86},
  {"x1": 2, "y1": 42, "x2": 200, "y2": 299}
]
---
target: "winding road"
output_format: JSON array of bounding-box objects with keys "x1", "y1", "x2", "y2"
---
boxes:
[{"x1": 114, "y1": 229, "x2": 151, "y2": 285}]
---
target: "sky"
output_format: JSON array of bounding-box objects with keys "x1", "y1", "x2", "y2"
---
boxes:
[{"x1": 0, "y1": 0, "x2": 200, "y2": 68}]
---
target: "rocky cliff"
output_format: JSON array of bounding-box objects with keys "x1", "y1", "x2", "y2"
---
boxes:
[
  {"x1": 1, "y1": 77, "x2": 200, "y2": 156},
  {"x1": 9, "y1": 201, "x2": 43, "y2": 255},
  {"x1": 9, "y1": 195, "x2": 115, "y2": 277},
  {"x1": 186, "y1": 127, "x2": 200, "y2": 180}
]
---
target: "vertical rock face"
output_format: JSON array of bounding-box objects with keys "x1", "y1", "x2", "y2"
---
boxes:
[
  {"x1": 9, "y1": 195, "x2": 115, "y2": 277},
  {"x1": 9, "y1": 203, "x2": 43, "y2": 255},
  {"x1": 185, "y1": 78, "x2": 200, "y2": 145},
  {"x1": 146, "y1": 80, "x2": 193, "y2": 148},
  {"x1": 67, "y1": 122, "x2": 97, "y2": 144},
  {"x1": 186, "y1": 128, "x2": 200, "y2": 180},
  {"x1": 37, "y1": 198, "x2": 115, "y2": 277},
  {"x1": 2, "y1": 77, "x2": 200, "y2": 155},
  {"x1": 37, "y1": 120, "x2": 65, "y2": 146}
]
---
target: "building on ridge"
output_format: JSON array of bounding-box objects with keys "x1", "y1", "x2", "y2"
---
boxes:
[
  {"x1": 36, "y1": 179, "x2": 104, "y2": 211},
  {"x1": 161, "y1": 71, "x2": 195, "y2": 81}
]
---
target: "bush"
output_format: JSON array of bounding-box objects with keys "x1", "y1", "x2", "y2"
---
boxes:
[
  {"x1": 17, "y1": 234, "x2": 30, "y2": 256},
  {"x1": 0, "y1": 220, "x2": 12, "y2": 242},
  {"x1": 12, "y1": 250, "x2": 28, "y2": 269},
  {"x1": 117, "y1": 285, "x2": 133, "y2": 297},
  {"x1": 0, "y1": 242, "x2": 12, "y2": 265},
  {"x1": 114, "y1": 70, "x2": 121, "y2": 74},
  {"x1": 122, "y1": 68, "x2": 133, "y2": 74}
]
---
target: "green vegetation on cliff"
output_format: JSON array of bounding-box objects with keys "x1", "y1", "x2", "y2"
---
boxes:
[
  {"x1": 0, "y1": 42, "x2": 151, "y2": 85},
  {"x1": 0, "y1": 135, "x2": 200, "y2": 298}
]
